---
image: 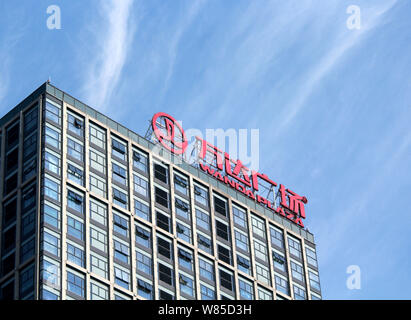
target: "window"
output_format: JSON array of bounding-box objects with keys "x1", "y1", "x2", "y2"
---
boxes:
[
  {"x1": 22, "y1": 186, "x2": 36, "y2": 213},
  {"x1": 176, "y1": 222, "x2": 191, "y2": 244},
  {"x1": 42, "y1": 230, "x2": 60, "y2": 257},
  {"x1": 200, "y1": 284, "x2": 215, "y2": 300},
  {"x1": 157, "y1": 237, "x2": 172, "y2": 260},
  {"x1": 219, "y1": 269, "x2": 234, "y2": 291},
  {"x1": 67, "y1": 138, "x2": 84, "y2": 162},
  {"x1": 89, "y1": 149, "x2": 106, "y2": 174},
  {"x1": 199, "y1": 257, "x2": 214, "y2": 281},
  {"x1": 232, "y1": 205, "x2": 247, "y2": 228},
  {"x1": 113, "y1": 188, "x2": 128, "y2": 209},
  {"x1": 21, "y1": 212, "x2": 35, "y2": 241},
  {"x1": 256, "y1": 263, "x2": 271, "y2": 285},
  {"x1": 3, "y1": 199, "x2": 17, "y2": 227},
  {"x1": 136, "y1": 251, "x2": 152, "y2": 275},
  {"x1": 90, "y1": 281, "x2": 109, "y2": 300},
  {"x1": 159, "y1": 289, "x2": 174, "y2": 300},
  {"x1": 4, "y1": 173, "x2": 18, "y2": 195},
  {"x1": 6, "y1": 122, "x2": 19, "y2": 149},
  {"x1": 197, "y1": 233, "x2": 212, "y2": 254},
  {"x1": 89, "y1": 123, "x2": 106, "y2": 149},
  {"x1": 67, "y1": 270, "x2": 85, "y2": 298},
  {"x1": 20, "y1": 239, "x2": 35, "y2": 263},
  {"x1": 288, "y1": 236, "x2": 302, "y2": 259},
  {"x1": 275, "y1": 275, "x2": 289, "y2": 296},
  {"x1": 90, "y1": 226, "x2": 107, "y2": 252},
  {"x1": 43, "y1": 203, "x2": 60, "y2": 229},
  {"x1": 309, "y1": 270, "x2": 321, "y2": 291},
  {"x1": 134, "y1": 174, "x2": 149, "y2": 197},
  {"x1": 135, "y1": 225, "x2": 151, "y2": 249},
  {"x1": 179, "y1": 274, "x2": 194, "y2": 297},
  {"x1": 114, "y1": 266, "x2": 130, "y2": 290},
  {"x1": 273, "y1": 251, "x2": 287, "y2": 273},
  {"x1": 217, "y1": 244, "x2": 232, "y2": 265},
  {"x1": 41, "y1": 288, "x2": 58, "y2": 300},
  {"x1": 112, "y1": 162, "x2": 127, "y2": 186},
  {"x1": 67, "y1": 163, "x2": 83, "y2": 186},
  {"x1": 155, "y1": 186, "x2": 169, "y2": 208},
  {"x1": 23, "y1": 158, "x2": 37, "y2": 182},
  {"x1": 251, "y1": 215, "x2": 266, "y2": 239},
  {"x1": 2, "y1": 226, "x2": 16, "y2": 254},
  {"x1": 23, "y1": 134, "x2": 37, "y2": 160},
  {"x1": 114, "y1": 240, "x2": 130, "y2": 264},
  {"x1": 158, "y1": 263, "x2": 173, "y2": 285},
  {"x1": 175, "y1": 198, "x2": 190, "y2": 220},
  {"x1": 67, "y1": 113, "x2": 84, "y2": 136},
  {"x1": 306, "y1": 247, "x2": 318, "y2": 268},
  {"x1": 133, "y1": 150, "x2": 148, "y2": 172},
  {"x1": 43, "y1": 176, "x2": 60, "y2": 201},
  {"x1": 214, "y1": 196, "x2": 227, "y2": 216},
  {"x1": 89, "y1": 173, "x2": 107, "y2": 198},
  {"x1": 113, "y1": 212, "x2": 129, "y2": 237},
  {"x1": 293, "y1": 285, "x2": 306, "y2": 300},
  {"x1": 6, "y1": 148, "x2": 18, "y2": 173},
  {"x1": 20, "y1": 264, "x2": 35, "y2": 298},
  {"x1": 91, "y1": 253, "x2": 108, "y2": 279},
  {"x1": 216, "y1": 220, "x2": 230, "y2": 241},
  {"x1": 154, "y1": 163, "x2": 168, "y2": 184},
  {"x1": 67, "y1": 190, "x2": 84, "y2": 214},
  {"x1": 67, "y1": 216, "x2": 84, "y2": 241},
  {"x1": 90, "y1": 199, "x2": 107, "y2": 226},
  {"x1": 137, "y1": 279, "x2": 153, "y2": 299},
  {"x1": 45, "y1": 124, "x2": 61, "y2": 150},
  {"x1": 237, "y1": 255, "x2": 251, "y2": 275},
  {"x1": 195, "y1": 208, "x2": 210, "y2": 231},
  {"x1": 174, "y1": 174, "x2": 188, "y2": 195},
  {"x1": 112, "y1": 138, "x2": 127, "y2": 160},
  {"x1": 157, "y1": 211, "x2": 171, "y2": 233},
  {"x1": 239, "y1": 278, "x2": 254, "y2": 299},
  {"x1": 2, "y1": 252, "x2": 15, "y2": 275},
  {"x1": 235, "y1": 230, "x2": 249, "y2": 252},
  {"x1": 194, "y1": 184, "x2": 208, "y2": 206},
  {"x1": 24, "y1": 106, "x2": 38, "y2": 134},
  {"x1": 67, "y1": 243, "x2": 85, "y2": 268},
  {"x1": 253, "y1": 239, "x2": 268, "y2": 262},
  {"x1": 45, "y1": 99, "x2": 61, "y2": 125},
  {"x1": 40, "y1": 257, "x2": 60, "y2": 288},
  {"x1": 270, "y1": 226, "x2": 284, "y2": 249},
  {"x1": 258, "y1": 287, "x2": 273, "y2": 300},
  {"x1": 113, "y1": 213, "x2": 128, "y2": 238},
  {"x1": 135, "y1": 199, "x2": 150, "y2": 222},
  {"x1": 178, "y1": 248, "x2": 193, "y2": 271}
]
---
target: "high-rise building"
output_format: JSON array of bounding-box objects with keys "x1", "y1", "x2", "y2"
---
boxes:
[{"x1": 0, "y1": 82, "x2": 321, "y2": 300}]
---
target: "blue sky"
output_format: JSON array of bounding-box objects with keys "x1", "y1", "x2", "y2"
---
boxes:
[{"x1": 0, "y1": 0, "x2": 410, "y2": 299}]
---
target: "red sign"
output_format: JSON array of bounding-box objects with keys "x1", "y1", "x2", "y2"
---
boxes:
[
  {"x1": 152, "y1": 112, "x2": 188, "y2": 155},
  {"x1": 151, "y1": 112, "x2": 308, "y2": 228}
]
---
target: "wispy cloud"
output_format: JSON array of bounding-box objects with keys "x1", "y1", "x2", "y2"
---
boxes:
[
  {"x1": 160, "y1": 0, "x2": 206, "y2": 99},
  {"x1": 272, "y1": 0, "x2": 398, "y2": 137},
  {"x1": 82, "y1": 0, "x2": 136, "y2": 111}
]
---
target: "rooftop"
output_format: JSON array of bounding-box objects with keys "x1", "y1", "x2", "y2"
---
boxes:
[{"x1": 0, "y1": 81, "x2": 315, "y2": 243}]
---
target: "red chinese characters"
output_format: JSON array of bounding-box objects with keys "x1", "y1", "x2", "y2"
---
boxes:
[{"x1": 152, "y1": 113, "x2": 309, "y2": 228}]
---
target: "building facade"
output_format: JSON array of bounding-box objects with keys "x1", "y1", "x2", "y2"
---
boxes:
[{"x1": 0, "y1": 83, "x2": 321, "y2": 300}]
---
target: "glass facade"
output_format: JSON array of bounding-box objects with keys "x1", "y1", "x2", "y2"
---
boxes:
[{"x1": 0, "y1": 83, "x2": 321, "y2": 300}]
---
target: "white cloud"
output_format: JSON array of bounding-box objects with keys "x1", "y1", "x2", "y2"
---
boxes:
[
  {"x1": 272, "y1": 0, "x2": 398, "y2": 138},
  {"x1": 83, "y1": 0, "x2": 136, "y2": 111},
  {"x1": 160, "y1": 0, "x2": 206, "y2": 98}
]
